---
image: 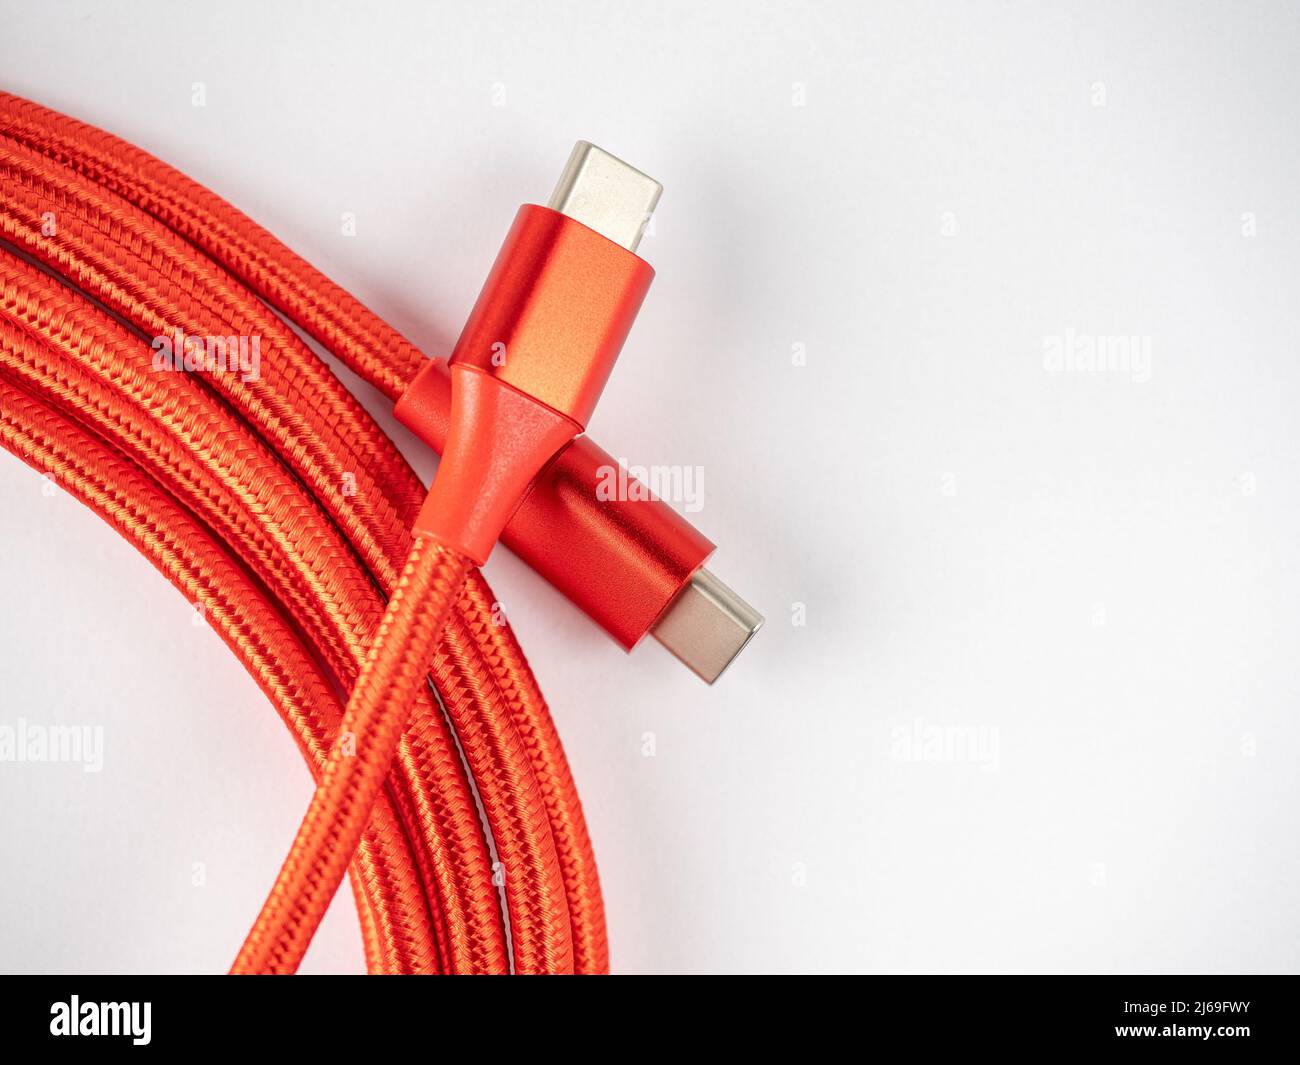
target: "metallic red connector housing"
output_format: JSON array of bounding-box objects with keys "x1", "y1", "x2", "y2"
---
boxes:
[
  {"x1": 396, "y1": 140, "x2": 761, "y2": 679},
  {"x1": 397, "y1": 354, "x2": 716, "y2": 647},
  {"x1": 452, "y1": 204, "x2": 654, "y2": 427},
  {"x1": 397, "y1": 196, "x2": 717, "y2": 644},
  {"x1": 405, "y1": 202, "x2": 657, "y2": 563}
]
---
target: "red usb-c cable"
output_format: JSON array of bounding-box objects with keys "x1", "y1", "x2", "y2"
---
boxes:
[{"x1": 0, "y1": 94, "x2": 758, "y2": 974}]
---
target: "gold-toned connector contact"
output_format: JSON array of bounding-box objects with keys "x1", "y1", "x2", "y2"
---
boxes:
[
  {"x1": 652, "y1": 568, "x2": 764, "y2": 683},
  {"x1": 548, "y1": 141, "x2": 662, "y2": 252}
]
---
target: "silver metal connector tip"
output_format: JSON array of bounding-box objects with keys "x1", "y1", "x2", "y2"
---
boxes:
[
  {"x1": 651, "y1": 568, "x2": 763, "y2": 684},
  {"x1": 548, "y1": 141, "x2": 661, "y2": 253}
]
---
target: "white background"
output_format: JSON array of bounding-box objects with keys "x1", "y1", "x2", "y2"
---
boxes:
[{"x1": 1, "y1": 0, "x2": 1298, "y2": 974}]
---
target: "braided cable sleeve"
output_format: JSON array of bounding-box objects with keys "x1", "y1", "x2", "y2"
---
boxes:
[
  {"x1": 0, "y1": 376, "x2": 432, "y2": 974},
  {"x1": 0, "y1": 136, "x2": 423, "y2": 534},
  {"x1": 435, "y1": 607, "x2": 575, "y2": 974},
  {"x1": 1, "y1": 98, "x2": 609, "y2": 972},
  {"x1": 0, "y1": 91, "x2": 424, "y2": 401},
  {"x1": 0, "y1": 247, "x2": 510, "y2": 973},
  {"x1": 232, "y1": 537, "x2": 471, "y2": 975},
  {"x1": 0, "y1": 91, "x2": 610, "y2": 974},
  {"x1": 454, "y1": 575, "x2": 610, "y2": 973},
  {"x1": 0, "y1": 169, "x2": 513, "y2": 970}
]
